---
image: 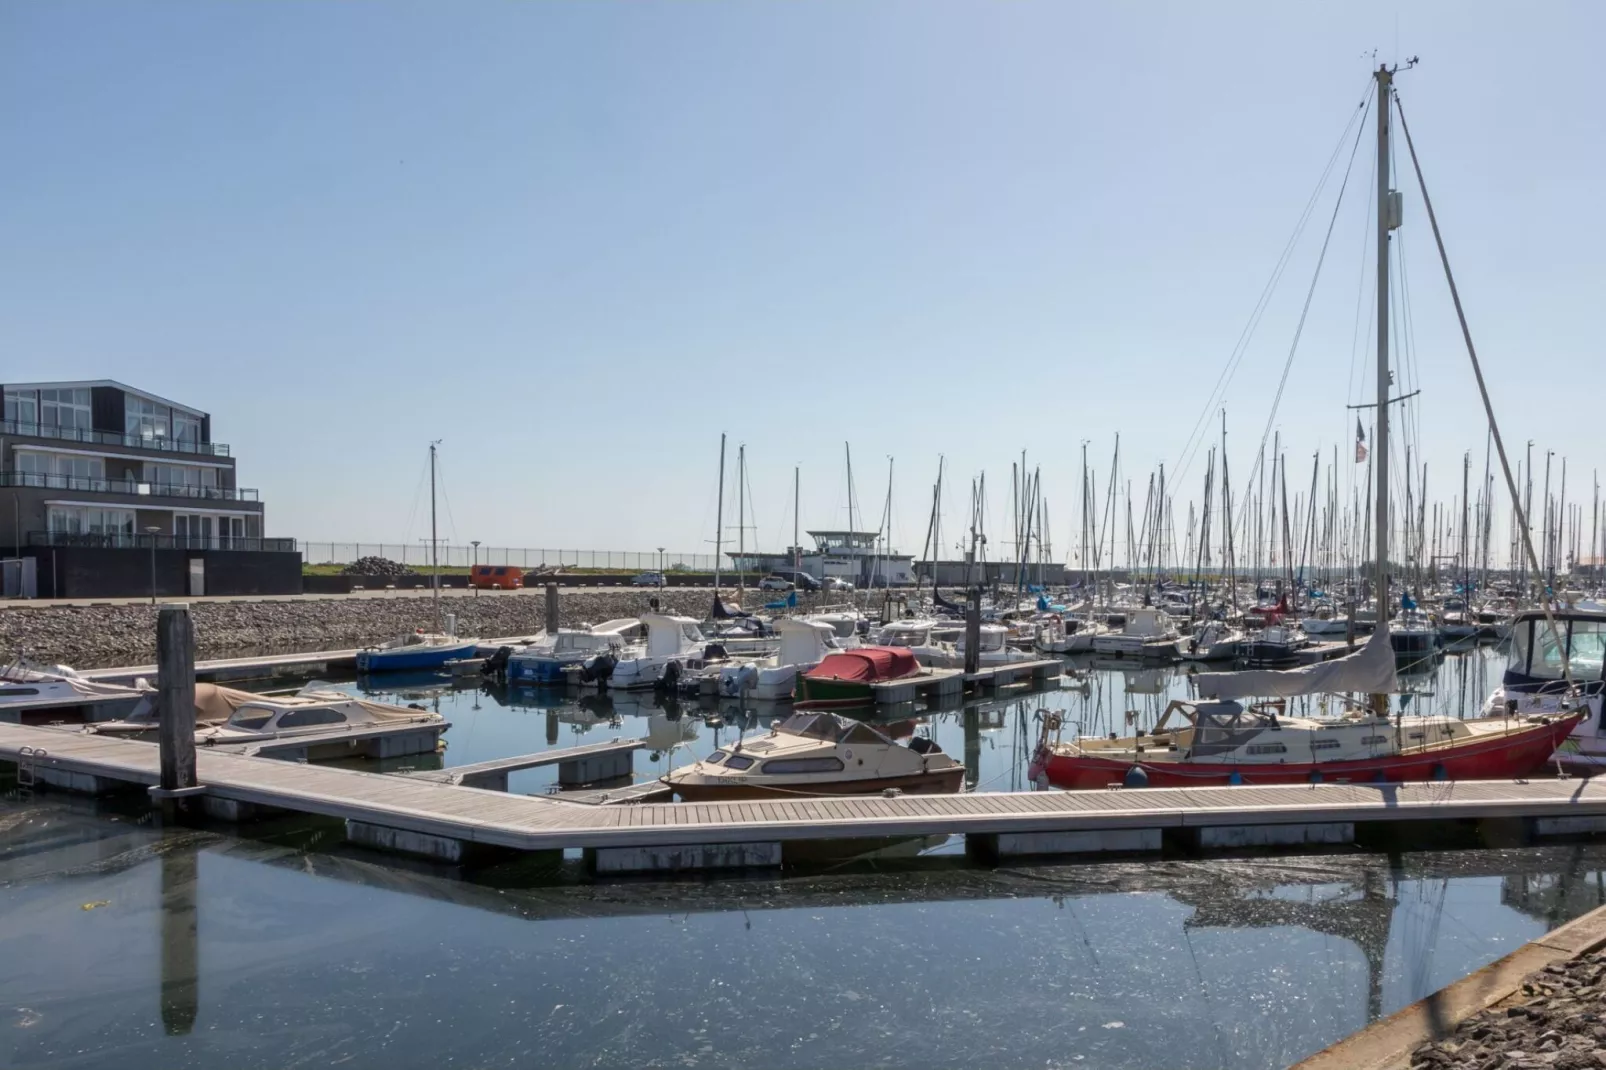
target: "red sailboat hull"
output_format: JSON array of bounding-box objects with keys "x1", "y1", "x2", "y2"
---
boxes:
[{"x1": 1029, "y1": 714, "x2": 1584, "y2": 791}]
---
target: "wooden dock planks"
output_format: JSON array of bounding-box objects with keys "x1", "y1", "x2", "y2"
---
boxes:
[{"x1": 9, "y1": 721, "x2": 1606, "y2": 853}]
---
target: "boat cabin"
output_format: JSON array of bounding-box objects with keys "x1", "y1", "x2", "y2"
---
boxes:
[
  {"x1": 640, "y1": 614, "x2": 706, "y2": 657},
  {"x1": 1503, "y1": 609, "x2": 1606, "y2": 693},
  {"x1": 773, "y1": 618, "x2": 843, "y2": 665}
]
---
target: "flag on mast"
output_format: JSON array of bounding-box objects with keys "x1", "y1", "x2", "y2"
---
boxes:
[{"x1": 1355, "y1": 417, "x2": 1368, "y2": 463}]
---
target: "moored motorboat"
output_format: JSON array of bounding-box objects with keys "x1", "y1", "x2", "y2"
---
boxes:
[
  {"x1": 664, "y1": 711, "x2": 964, "y2": 800},
  {"x1": 1481, "y1": 606, "x2": 1606, "y2": 775},
  {"x1": 716, "y1": 618, "x2": 854, "y2": 701},
  {"x1": 795, "y1": 646, "x2": 925, "y2": 709},
  {"x1": 506, "y1": 619, "x2": 643, "y2": 683},
  {"x1": 355, "y1": 630, "x2": 481, "y2": 673}
]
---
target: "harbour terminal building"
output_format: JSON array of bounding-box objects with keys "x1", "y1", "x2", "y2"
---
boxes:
[
  {"x1": 729, "y1": 530, "x2": 916, "y2": 587},
  {"x1": 1, "y1": 380, "x2": 300, "y2": 597}
]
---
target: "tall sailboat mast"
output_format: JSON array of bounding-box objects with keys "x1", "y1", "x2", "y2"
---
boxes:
[
  {"x1": 714, "y1": 433, "x2": 726, "y2": 593},
  {"x1": 793, "y1": 465, "x2": 800, "y2": 570},
  {"x1": 737, "y1": 443, "x2": 746, "y2": 595},
  {"x1": 1371, "y1": 62, "x2": 1395, "y2": 710},
  {"x1": 429, "y1": 440, "x2": 441, "y2": 630}
]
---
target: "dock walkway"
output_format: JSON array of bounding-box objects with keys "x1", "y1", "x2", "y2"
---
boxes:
[
  {"x1": 403, "y1": 737, "x2": 644, "y2": 790},
  {"x1": 6, "y1": 721, "x2": 1606, "y2": 872}
]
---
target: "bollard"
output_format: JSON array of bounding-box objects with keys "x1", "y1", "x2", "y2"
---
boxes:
[
  {"x1": 964, "y1": 588, "x2": 982, "y2": 675},
  {"x1": 545, "y1": 583, "x2": 559, "y2": 634},
  {"x1": 155, "y1": 604, "x2": 199, "y2": 818}
]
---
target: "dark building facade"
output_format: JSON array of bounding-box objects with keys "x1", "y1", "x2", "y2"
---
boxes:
[{"x1": 2, "y1": 380, "x2": 300, "y2": 597}]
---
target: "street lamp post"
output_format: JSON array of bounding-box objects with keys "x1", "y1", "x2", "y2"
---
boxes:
[
  {"x1": 146, "y1": 526, "x2": 163, "y2": 605},
  {"x1": 471, "y1": 540, "x2": 481, "y2": 597},
  {"x1": 657, "y1": 546, "x2": 665, "y2": 573}
]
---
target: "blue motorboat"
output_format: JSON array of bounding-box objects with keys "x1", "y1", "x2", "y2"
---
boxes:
[{"x1": 355, "y1": 632, "x2": 481, "y2": 673}]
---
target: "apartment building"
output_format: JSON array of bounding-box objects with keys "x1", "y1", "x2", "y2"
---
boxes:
[{"x1": 1, "y1": 380, "x2": 300, "y2": 597}]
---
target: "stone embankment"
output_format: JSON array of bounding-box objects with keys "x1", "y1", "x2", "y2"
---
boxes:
[
  {"x1": 1409, "y1": 949, "x2": 1606, "y2": 1069},
  {"x1": 3, "y1": 588, "x2": 855, "y2": 669}
]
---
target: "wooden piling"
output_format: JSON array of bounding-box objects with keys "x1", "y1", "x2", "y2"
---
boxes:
[
  {"x1": 964, "y1": 588, "x2": 982, "y2": 675},
  {"x1": 156, "y1": 604, "x2": 198, "y2": 809},
  {"x1": 545, "y1": 583, "x2": 559, "y2": 634}
]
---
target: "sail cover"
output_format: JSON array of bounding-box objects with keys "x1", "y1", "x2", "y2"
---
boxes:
[{"x1": 1192, "y1": 624, "x2": 1397, "y2": 700}]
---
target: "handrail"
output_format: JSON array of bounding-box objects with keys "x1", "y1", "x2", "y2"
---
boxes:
[
  {"x1": 26, "y1": 531, "x2": 295, "y2": 552},
  {"x1": 0, "y1": 419, "x2": 229, "y2": 457},
  {"x1": 0, "y1": 471, "x2": 258, "y2": 501}
]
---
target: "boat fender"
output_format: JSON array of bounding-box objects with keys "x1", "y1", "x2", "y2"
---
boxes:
[
  {"x1": 1227, "y1": 770, "x2": 1244, "y2": 785},
  {"x1": 1431, "y1": 763, "x2": 1449, "y2": 781},
  {"x1": 1122, "y1": 765, "x2": 1149, "y2": 789},
  {"x1": 1309, "y1": 769, "x2": 1323, "y2": 784}
]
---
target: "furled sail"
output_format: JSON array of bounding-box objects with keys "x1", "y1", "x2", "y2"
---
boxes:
[{"x1": 1192, "y1": 624, "x2": 1397, "y2": 700}]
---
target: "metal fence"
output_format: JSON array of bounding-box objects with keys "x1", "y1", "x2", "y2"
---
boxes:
[{"x1": 301, "y1": 542, "x2": 720, "y2": 572}]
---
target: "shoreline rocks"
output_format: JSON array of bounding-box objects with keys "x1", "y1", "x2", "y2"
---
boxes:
[
  {"x1": 1, "y1": 589, "x2": 861, "y2": 669},
  {"x1": 1410, "y1": 949, "x2": 1606, "y2": 1069}
]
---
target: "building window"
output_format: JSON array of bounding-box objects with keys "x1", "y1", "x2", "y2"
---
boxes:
[
  {"x1": 39, "y1": 388, "x2": 91, "y2": 432},
  {"x1": 4, "y1": 389, "x2": 38, "y2": 427},
  {"x1": 125, "y1": 396, "x2": 171, "y2": 442},
  {"x1": 173, "y1": 411, "x2": 202, "y2": 444},
  {"x1": 45, "y1": 507, "x2": 134, "y2": 538},
  {"x1": 15, "y1": 451, "x2": 103, "y2": 489},
  {"x1": 145, "y1": 463, "x2": 216, "y2": 494}
]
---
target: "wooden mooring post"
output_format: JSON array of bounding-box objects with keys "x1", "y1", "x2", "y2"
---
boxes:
[
  {"x1": 964, "y1": 588, "x2": 982, "y2": 675},
  {"x1": 545, "y1": 583, "x2": 559, "y2": 634},
  {"x1": 152, "y1": 604, "x2": 202, "y2": 818}
]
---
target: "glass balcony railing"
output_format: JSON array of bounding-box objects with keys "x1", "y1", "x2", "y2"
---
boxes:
[
  {"x1": 1, "y1": 419, "x2": 230, "y2": 457},
  {"x1": 27, "y1": 531, "x2": 295, "y2": 552},
  {"x1": 0, "y1": 471, "x2": 259, "y2": 502}
]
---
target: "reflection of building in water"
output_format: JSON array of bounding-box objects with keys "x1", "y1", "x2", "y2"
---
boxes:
[
  {"x1": 1172, "y1": 868, "x2": 1396, "y2": 1023},
  {"x1": 1501, "y1": 847, "x2": 1606, "y2": 928}
]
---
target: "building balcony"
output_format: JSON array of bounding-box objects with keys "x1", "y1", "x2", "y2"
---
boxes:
[
  {"x1": 1, "y1": 419, "x2": 230, "y2": 458},
  {"x1": 27, "y1": 530, "x2": 296, "y2": 553},
  {"x1": 0, "y1": 471, "x2": 260, "y2": 502}
]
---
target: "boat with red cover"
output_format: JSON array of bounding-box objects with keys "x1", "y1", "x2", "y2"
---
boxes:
[{"x1": 795, "y1": 646, "x2": 924, "y2": 708}]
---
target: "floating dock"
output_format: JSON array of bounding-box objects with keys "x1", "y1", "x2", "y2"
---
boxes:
[
  {"x1": 6, "y1": 720, "x2": 1606, "y2": 875},
  {"x1": 872, "y1": 659, "x2": 1063, "y2": 704}
]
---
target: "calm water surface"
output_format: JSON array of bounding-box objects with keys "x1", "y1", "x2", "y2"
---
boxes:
[{"x1": 3, "y1": 643, "x2": 1577, "y2": 1070}]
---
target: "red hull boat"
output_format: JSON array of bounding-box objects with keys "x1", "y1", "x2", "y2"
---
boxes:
[{"x1": 1030, "y1": 710, "x2": 1583, "y2": 791}]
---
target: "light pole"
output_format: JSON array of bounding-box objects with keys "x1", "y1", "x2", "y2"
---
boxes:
[
  {"x1": 471, "y1": 540, "x2": 481, "y2": 597},
  {"x1": 657, "y1": 546, "x2": 665, "y2": 573},
  {"x1": 146, "y1": 526, "x2": 163, "y2": 605}
]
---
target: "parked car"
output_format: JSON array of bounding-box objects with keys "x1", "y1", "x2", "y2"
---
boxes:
[
  {"x1": 632, "y1": 571, "x2": 667, "y2": 587},
  {"x1": 774, "y1": 569, "x2": 821, "y2": 592},
  {"x1": 470, "y1": 564, "x2": 523, "y2": 590},
  {"x1": 824, "y1": 577, "x2": 855, "y2": 592},
  {"x1": 759, "y1": 574, "x2": 795, "y2": 592}
]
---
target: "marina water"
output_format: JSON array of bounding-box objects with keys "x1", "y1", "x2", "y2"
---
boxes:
[{"x1": 3, "y1": 645, "x2": 1596, "y2": 1070}]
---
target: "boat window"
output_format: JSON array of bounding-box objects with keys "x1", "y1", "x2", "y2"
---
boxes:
[
  {"x1": 778, "y1": 713, "x2": 839, "y2": 740},
  {"x1": 723, "y1": 754, "x2": 754, "y2": 771},
  {"x1": 681, "y1": 623, "x2": 705, "y2": 644},
  {"x1": 0, "y1": 687, "x2": 39, "y2": 696},
  {"x1": 1311, "y1": 739, "x2": 1340, "y2": 750},
  {"x1": 761, "y1": 757, "x2": 846, "y2": 775},
  {"x1": 1569, "y1": 621, "x2": 1606, "y2": 679},
  {"x1": 841, "y1": 722, "x2": 888, "y2": 745},
  {"x1": 704, "y1": 751, "x2": 726, "y2": 765},
  {"x1": 1532, "y1": 622, "x2": 1569, "y2": 679},
  {"x1": 1361, "y1": 734, "x2": 1388, "y2": 745},
  {"x1": 276, "y1": 707, "x2": 348, "y2": 728},
  {"x1": 1246, "y1": 743, "x2": 1286, "y2": 755},
  {"x1": 228, "y1": 709, "x2": 274, "y2": 731}
]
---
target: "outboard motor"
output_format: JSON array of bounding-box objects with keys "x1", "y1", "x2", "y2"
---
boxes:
[
  {"x1": 480, "y1": 645, "x2": 513, "y2": 678},
  {"x1": 656, "y1": 660, "x2": 682, "y2": 692},
  {"x1": 580, "y1": 652, "x2": 617, "y2": 686},
  {"x1": 719, "y1": 663, "x2": 759, "y2": 698}
]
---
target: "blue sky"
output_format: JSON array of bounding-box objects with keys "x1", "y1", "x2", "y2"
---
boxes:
[{"x1": 4, "y1": 2, "x2": 1602, "y2": 562}]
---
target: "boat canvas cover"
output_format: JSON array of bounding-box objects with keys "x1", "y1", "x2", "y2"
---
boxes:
[
  {"x1": 1193, "y1": 624, "x2": 1397, "y2": 700},
  {"x1": 808, "y1": 647, "x2": 919, "y2": 682}
]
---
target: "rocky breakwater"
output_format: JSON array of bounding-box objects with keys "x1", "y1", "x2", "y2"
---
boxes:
[
  {"x1": 5, "y1": 588, "x2": 855, "y2": 669},
  {"x1": 1410, "y1": 949, "x2": 1606, "y2": 1070}
]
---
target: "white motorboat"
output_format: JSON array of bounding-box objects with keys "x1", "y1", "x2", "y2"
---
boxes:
[
  {"x1": 1178, "y1": 620, "x2": 1244, "y2": 662},
  {"x1": 953, "y1": 624, "x2": 1036, "y2": 668},
  {"x1": 596, "y1": 614, "x2": 717, "y2": 691},
  {"x1": 89, "y1": 682, "x2": 445, "y2": 748},
  {"x1": 873, "y1": 619, "x2": 961, "y2": 667},
  {"x1": 1091, "y1": 608, "x2": 1181, "y2": 659},
  {"x1": 1480, "y1": 606, "x2": 1606, "y2": 774},
  {"x1": 0, "y1": 658, "x2": 153, "y2": 722},
  {"x1": 664, "y1": 711, "x2": 964, "y2": 800},
  {"x1": 506, "y1": 619, "x2": 643, "y2": 684},
  {"x1": 717, "y1": 618, "x2": 857, "y2": 700}
]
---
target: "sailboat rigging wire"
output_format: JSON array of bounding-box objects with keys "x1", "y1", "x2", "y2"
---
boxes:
[
  {"x1": 1173, "y1": 78, "x2": 1376, "y2": 486},
  {"x1": 1233, "y1": 89, "x2": 1374, "y2": 537},
  {"x1": 1393, "y1": 92, "x2": 1572, "y2": 688}
]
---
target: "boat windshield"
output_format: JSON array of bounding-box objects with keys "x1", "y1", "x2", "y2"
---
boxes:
[
  {"x1": 681, "y1": 623, "x2": 705, "y2": 644},
  {"x1": 776, "y1": 713, "x2": 888, "y2": 745},
  {"x1": 1511, "y1": 617, "x2": 1606, "y2": 680}
]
